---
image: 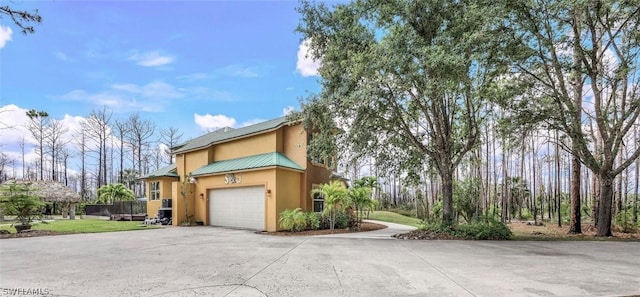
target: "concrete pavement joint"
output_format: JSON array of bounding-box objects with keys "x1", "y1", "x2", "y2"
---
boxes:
[
  {"x1": 148, "y1": 284, "x2": 263, "y2": 297},
  {"x1": 394, "y1": 241, "x2": 477, "y2": 297},
  {"x1": 223, "y1": 237, "x2": 310, "y2": 297},
  {"x1": 332, "y1": 264, "x2": 343, "y2": 287}
]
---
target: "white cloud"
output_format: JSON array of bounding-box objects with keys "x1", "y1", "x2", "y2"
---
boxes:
[
  {"x1": 128, "y1": 50, "x2": 174, "y2": 67},
  {"x1": 282, "y1": 106, "x2": 295, "y2": 115},
  {"x1": 176, "y1": 73, "x2": 210, "y2": 81},
  {"x1": 110, "y1": 83, "x2": 140, "y2": 93},
  {"x1": 296, "y1": 38, "x2": 321, "y2": 77},
  {"x1": 194, "y1": 113, "x2": 237, "y2": 131},
  {"x1": 140, "y1": 81, "x2": 182, "y2": 98},
  {"x1": 215, "y1": 64, "x2": 261, "y2": 78},
  {"x1": 56, "y1": 81, "x2": 183, "y2": 112},
  {"x1": 0, "y1": 26, "x2": 12, "y2": 48},
  {"x1": 54, "y1": 51, "x2": 69, "y2": 61},
  {"x1": 0, "y1": 105, "x2": 95, "y2": 178},
  {"x1": 0, "y1": 104, "x2": 35, "y2": 145},
  {"x1": 187, "y1": 87, "x2": 234, "y2": 101}
]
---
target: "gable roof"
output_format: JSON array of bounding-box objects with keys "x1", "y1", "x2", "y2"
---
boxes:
[
  {"x1": 173, "y1": 116, "x2": 290, "y2": 154},
  {"x1": 191, "y1": 152, "x2": 304, "y2": 176},
  {"x1": 139, "y1": 164, "x2": 179, "y2": 179}
]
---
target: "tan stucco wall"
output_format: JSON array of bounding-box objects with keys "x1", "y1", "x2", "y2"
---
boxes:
[
  {"x1": 179, "y1": 167, "x2": 304, "y2": 231},
  {"x1": 193, "y1": 168, "x2": 275, "y2": 229},
  {"x1": 282, "y1": 124, "x2": 307, "y2": 170},
  {"x1": 213, "y1": 131, "x2": 277, "y2": 161},
  {"x1": 172, "y1": 181, "x2": 195, "y2": 226},
  {"x1": 179, "y1": 148, "x2": 211, "y2": 177},
  {"x1": 165, "y1": 121, "x2": 331, "y2": 230},
  {"x1": 145, "y1": 177, "x2": 177, "y2": 218},
  {"x1": 274, "y1": 168, "x2": 303, "y2": 231}
]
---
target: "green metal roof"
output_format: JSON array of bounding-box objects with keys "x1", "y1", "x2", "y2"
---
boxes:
[
  {"x1": 173, "y1": 117, "x2": 289, "y2": 154},
  {"x1": 139, "y1": 164, "x2": 179, "y2": 179},
  {"x1": 191, "y1": 152, "x2": 304, "y2": 176}
]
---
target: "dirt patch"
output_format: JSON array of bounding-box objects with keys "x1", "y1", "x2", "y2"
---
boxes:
[
  {"x1": 0, "y1": 230, "x2": 64, "y2": 239},
  {"x1": 509, "y1": 221, "x2": 640, "y2": 240},
  {"x1": 262, "y1": 221, "x2": 387, "y2": 236}
]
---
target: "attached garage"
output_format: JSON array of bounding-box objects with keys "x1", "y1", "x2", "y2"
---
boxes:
[{"x1": 208, "y1": 186, "x2": 265, "y2": 230}]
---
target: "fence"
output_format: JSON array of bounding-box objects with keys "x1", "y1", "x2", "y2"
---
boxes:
[{"x1": 85, "y1": 201, "x2": 147, "y2": 217}]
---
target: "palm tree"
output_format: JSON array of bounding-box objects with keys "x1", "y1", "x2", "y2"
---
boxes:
[
  {"x1": 348, "y1": 186, "x2": 372, "y2": 223},
  {"x1": 97, "y1": 183, "x2": 135, "y2": 204},
  {"x1": 312, "y1": 181, "x2": 347, "y2": 230},
  {"x1": 354, "y1": 176, "x2": 380, "y2": 199}
]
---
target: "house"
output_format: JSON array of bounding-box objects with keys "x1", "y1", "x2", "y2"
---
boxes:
[{"x1": 140, "y1": 116, "x2": 336, "y2": 231}]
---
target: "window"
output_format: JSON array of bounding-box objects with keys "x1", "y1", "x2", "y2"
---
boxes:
[
  {"x1": 150, "y1": 181, "x2": 160, "y2": 200},
  {"x1": 312, "y1": 185, "x2": 324, "y2": 213}
]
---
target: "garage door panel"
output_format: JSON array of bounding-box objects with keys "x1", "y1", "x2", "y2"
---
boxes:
[{"x1": 209, "y1": 186, "x2": 265, "y2": 230}]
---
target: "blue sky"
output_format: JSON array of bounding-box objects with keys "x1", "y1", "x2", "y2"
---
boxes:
[
  {"x1": 1, "y1": 0, "x2": 321, "y2": 129},
  {"x1": 0, "y1": 0, "x2": 323, "y2": 173}
]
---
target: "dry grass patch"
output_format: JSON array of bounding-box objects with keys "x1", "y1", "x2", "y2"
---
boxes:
[{"x1": 509, "y1": 221, "x2": 640, "y2": 241}]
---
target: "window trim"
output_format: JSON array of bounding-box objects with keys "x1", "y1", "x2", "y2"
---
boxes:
[
  {"x1": 312, "y1": 184, "x2": 325, "y2": 213},
  {"x1": 150, "y1": 181, "x2": 160, "y2": 201}
]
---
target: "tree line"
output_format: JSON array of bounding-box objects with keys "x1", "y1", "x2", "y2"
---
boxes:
[
  {"x1": 295, "y1": 0, "x2": 640, "y2": 236},
  {"x1": 0, "y1": 108, "x2": 183, "y2": 200}
]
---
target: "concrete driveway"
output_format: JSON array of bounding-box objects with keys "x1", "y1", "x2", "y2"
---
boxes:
[{"x1": 1, "y1": 225, "x2": 639, "y2": 297}]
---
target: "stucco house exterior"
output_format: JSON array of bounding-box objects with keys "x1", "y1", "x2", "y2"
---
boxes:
[{"x1": 140, "y1": 116, "x2": 336, "y2": 231}]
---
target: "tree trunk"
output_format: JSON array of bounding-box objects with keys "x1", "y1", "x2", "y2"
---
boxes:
[
  {"x1": 441, "y1": 170, "x2": 454, "y2": 225},
  {"x1": 569, "y1": 155, "x2": 582, "y2": 233},
  {"x1": 501, "y1": 145, "x2": 509, "y2": 223},
  {"x1": 596, "y1": 174, "x2": 614, "y2": 236},
  {"x1": 555, "y1": 131, "x2": 561, "y2": 227},
  {"x1": 634, "y1": 154, "x2": 638, "y2": 224}
]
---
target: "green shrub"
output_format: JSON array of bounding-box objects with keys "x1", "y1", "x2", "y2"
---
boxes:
[
  {"x1": 431, "y1": 201, "x2": 443, "y2": 221},
  {"x1": 454, "y1": 219, "x2": 513, "y2": 240},
  {"x1": 454, "y1": 178, "x2": 481, "y2": 223},
  {"x1": 306, "y1": 212, "x2": 320, "y2": 230},
  {"x1": 420, "y1": 221, "x2": 455, "y2": 233},
  {"x1": 318, "y1": 210, "x2": 357, "y2": 230},
  {"x1": 420, "y1": 217, "x2": 512, "y2": 240},
  {"x1": 334, "y1": 210, "x2": 349, "y2": 229},
  {"x1": 614, "y1": 211, "x2": 638, "y2": 233},
  {"x1": 279, "y1": 208, "x2": 307, "y2": 232}
]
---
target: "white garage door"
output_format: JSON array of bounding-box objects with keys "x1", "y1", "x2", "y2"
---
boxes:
[{"x1": 209, "y1": 186, "x2": 265, "y2": 230}]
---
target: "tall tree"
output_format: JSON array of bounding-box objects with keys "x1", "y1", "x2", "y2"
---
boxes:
[
  {"x1": 44, "y1": 119, "x2": 68, "y2": 182},
  {"x1": 113, "y1": 119, "x2": 130, "y2": 184},
  {"x1": 75, "y1": 125, "x2": 89, "y2": 199},
  {"x1": 497, "y1": 0, "x2": 640, "y2": 236},
  {"x1": 83, "y1": 108, "x2": 112, "y2": 188},
  {"x1": 126, "y1": 113, "x2": 155, "y2": 196},
  {"x1": 296, "y1": 0, "x2": 504, "y2": 225},
  {"x1": 25, "y1": 109, "x2": 48, "y2": 180},
  {"x1": 160, "y1": 127, "x2": 183, "y2": 165}
]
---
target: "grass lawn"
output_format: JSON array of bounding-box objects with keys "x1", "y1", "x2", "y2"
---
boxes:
[
  {"x1": 0, "y1": 218, "x2": 158, "y2": 234},
  {"x1": 367, "y1": 211, "x2": 423, "y2": 228}
]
